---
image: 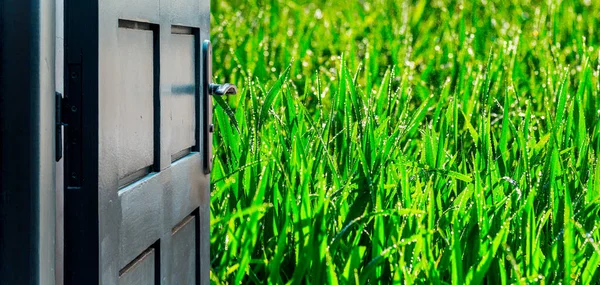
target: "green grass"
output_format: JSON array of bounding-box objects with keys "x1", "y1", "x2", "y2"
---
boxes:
[{"x1": 208, "y1": 0, "x2": 600, "y2": 283}]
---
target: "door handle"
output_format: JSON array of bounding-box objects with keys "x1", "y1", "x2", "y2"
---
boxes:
[
  {"x1": 202, "y1": 40, "x2": 237, "y2": 174},
  {"x1": 209, "y1": 83, "x2": 237, "y2": 96}
]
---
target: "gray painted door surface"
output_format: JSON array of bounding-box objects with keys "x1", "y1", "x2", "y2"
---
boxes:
[{"x1": 64, "y1": 0, "x2": 211, "y2": 284}]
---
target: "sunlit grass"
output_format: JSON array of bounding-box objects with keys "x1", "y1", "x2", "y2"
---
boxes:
[{"x1": 209, "y1": 0, "x2": 600, "y2": 283}]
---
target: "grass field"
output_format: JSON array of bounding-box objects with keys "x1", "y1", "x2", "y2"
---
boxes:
[{"x1": 208, "y1": 0, "x2": 600, "y2": 283}]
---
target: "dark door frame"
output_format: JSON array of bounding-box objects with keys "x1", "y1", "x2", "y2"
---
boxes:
[{"x1": 63, "y1": 0, "x2": 99, "y2": 284}]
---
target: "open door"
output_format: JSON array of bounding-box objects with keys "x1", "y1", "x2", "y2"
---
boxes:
[{"x1": 63, "y1": 0, "x2": 233, "y2": 284}]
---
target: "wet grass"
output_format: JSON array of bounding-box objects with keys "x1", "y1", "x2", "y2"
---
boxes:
[{"x1": 209, "y1": 0, "x2": 600, "y2": 283}]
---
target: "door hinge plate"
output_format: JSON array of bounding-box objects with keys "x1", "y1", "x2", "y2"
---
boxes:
[{"x1": 56, "y1": 92, "x2": 66, "y2": 161}]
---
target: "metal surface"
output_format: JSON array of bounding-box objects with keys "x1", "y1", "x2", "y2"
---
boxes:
[
  {"x1": 0, "y1": 0, "x2": 56, "y2": 284},
  {"x1": 209, "y1": 83, "x2": 238, "y2": 95},
  {"x1": 63, "y1": 0, "x2": 211, "y2": 284}
]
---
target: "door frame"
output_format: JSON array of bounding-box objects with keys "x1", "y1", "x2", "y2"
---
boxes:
[
  {"x1": 0, "y1": 0, "x2": 57, "y2": 284},
  {"x1": 63, "y1": 0, "x2": 100, "y2": 283}
]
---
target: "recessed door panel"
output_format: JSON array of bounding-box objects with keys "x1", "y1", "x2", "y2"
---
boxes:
[
  {"x1": 118, "y1": 248, "x2": 156, "y2": 285},
  {"x1": 116, "y1": 25, "x2": 156, "y2": 186},
  {"x1": 168, "y1": 155, "x2": 204, "y2": 227},
  {"x1": 169, "y1": 28, "x2": 196, "y2": 160},
  {"x1": 170, "y1": 216, "x2": 196, "y2": 285},
  {"x1": 119, "y1": 176, "x2": 163, "y2": 269}
]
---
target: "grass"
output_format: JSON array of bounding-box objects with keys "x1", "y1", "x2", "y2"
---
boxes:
[{"x1": 208, "y1": 0, "x2": 600, "y2": 283}]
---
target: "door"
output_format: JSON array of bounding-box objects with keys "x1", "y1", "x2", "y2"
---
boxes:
[{"x1": 63, "y1": 0, "x2": 223, "y2": 284}]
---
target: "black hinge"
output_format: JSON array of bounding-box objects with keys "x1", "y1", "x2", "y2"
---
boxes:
[
  {"x1": 64, "y1": 64, "x2": 83, "y2": 188},
  {"x1": 56, "y1": 92, "x2": 67, "y2": 161}
]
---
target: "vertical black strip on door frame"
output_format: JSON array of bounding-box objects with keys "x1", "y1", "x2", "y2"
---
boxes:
[
  {"x1": 153, "y1": 239, "x2": 161, "y2": 285},
  {"x1": 64, "y1": 0, "x2": 99, "y2": 284},
  {"x1": 192, "y1": 207, "x2": 201, "y2": 285},
  {"x1": 152, "y1": 23, "x2": 161, "y2": 172},
  {"x1": 193, "y1": 27, "x2": 201, "y2": 154}
]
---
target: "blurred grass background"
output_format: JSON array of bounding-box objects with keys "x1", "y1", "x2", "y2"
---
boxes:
[{"x1": 209, "y1": 0, "x2": 600, "y2": 283}]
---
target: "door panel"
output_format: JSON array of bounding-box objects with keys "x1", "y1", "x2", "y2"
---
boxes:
[
  {"x1": 171, "y1": 216, "x2": 197, "y2": 285},
  {"x1": 115, "y1": 24, "x2": 156, "y2": 186},
  {"x1": 169, "y1": 28, "x2": 197, "y2": 160},
  {"x1": 64, "y1": 0, "x2": 211, "y2": 283},
  {"x1": 119, "y1": 177, "x2": 163, "y2": 269},
  {"x1": 168, "y1": 156, "x2": 204, "y2": 226},
  {"x1": 118, "y1": 248, "x2": 156, "y2": 285}
]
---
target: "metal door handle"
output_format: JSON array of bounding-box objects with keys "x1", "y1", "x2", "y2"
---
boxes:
[
  {"x1": 209, "y1": 83, "x2": 237, "y2": 96},
  {"x1": 202, "y1": 40, "x2": 237, "y2": 96},
  {"x1": 202, "y1": 40, "x2": 237, "y2": 174}
]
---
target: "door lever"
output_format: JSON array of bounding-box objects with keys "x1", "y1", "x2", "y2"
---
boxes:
[
  {"x1": 209, "y1": 83, "x2": 237, "y2": 96},
  {"x1": 202, "y1": 40, "x2": 237, "y2": 174}
]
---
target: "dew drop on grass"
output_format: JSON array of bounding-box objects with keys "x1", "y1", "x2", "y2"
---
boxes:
[{"x1": 314, "y1": 9, "x2": 323, "y2": 19}]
